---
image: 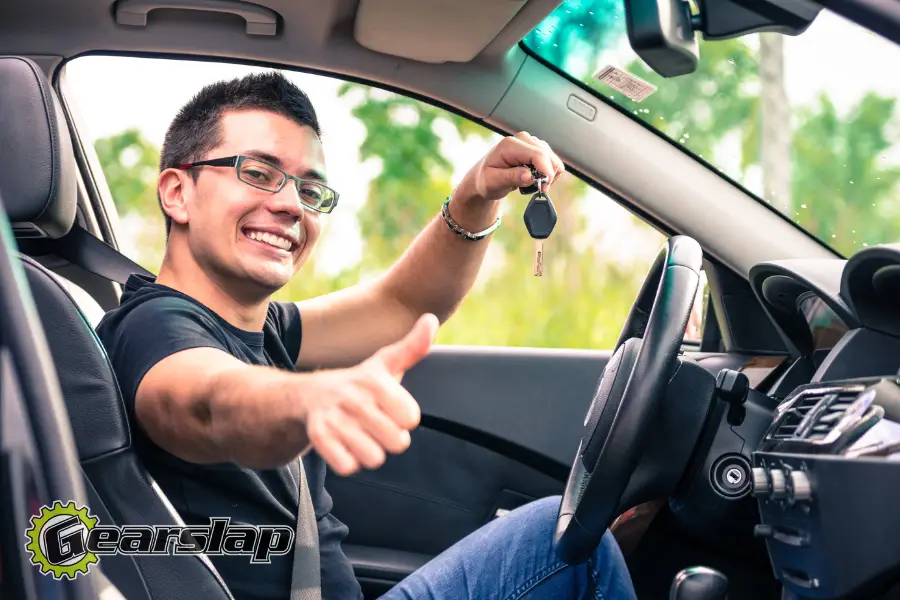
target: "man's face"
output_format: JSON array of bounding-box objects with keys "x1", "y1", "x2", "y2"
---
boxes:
[{"x1": 181, "y1": 109, "x2": 326, "y2": 295}]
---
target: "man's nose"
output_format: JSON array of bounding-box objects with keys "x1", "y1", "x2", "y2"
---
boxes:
[{"x1": 269, "y1": 182, "x2": 305, "y2": 219}]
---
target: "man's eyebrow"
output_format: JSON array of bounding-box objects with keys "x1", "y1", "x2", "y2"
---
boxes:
[
  {"x1": 301, "y1": 168, "x2": 327, "y2": 183},
  {"x1": 244, "y1": 150, "x2": 285, "y2": 168},
  {"x1": 243, "y1": 150, "x2": 327, "y2": 182}
]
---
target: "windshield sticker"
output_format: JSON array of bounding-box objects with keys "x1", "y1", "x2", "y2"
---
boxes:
[{"x1": 594, "y1": 66, "x2": 656, "y2": 102}]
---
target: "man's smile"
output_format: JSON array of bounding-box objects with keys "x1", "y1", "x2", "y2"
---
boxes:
[{"x1": 241, "y1": 225, "x2": 303, "y2": 255}]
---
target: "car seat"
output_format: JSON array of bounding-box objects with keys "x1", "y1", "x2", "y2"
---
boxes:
[{"x1": 0, "y1": 55, "x2": 234, "y2": 600}]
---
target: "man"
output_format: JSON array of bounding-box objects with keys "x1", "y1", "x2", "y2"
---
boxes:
[{"x1": 96, "y1": 71, "x2": 636, "y2": 600}]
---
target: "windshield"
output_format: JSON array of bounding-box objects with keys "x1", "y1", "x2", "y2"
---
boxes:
[{"x1": 522, "y1": 0, "x2": 900, "y2": 256}]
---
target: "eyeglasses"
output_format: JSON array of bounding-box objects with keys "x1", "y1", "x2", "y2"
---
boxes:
[{"x1": 177, "y1": 155, "x2": 339, "y2": 214}]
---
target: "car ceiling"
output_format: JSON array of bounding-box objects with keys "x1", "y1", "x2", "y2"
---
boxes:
[{"x1": 0, "y1": 0, "x2": 839, "y2": 277}]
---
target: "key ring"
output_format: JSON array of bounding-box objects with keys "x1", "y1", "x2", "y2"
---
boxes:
[{"x1": 530, "y1": 166, "x2": 548, "y2": 194}]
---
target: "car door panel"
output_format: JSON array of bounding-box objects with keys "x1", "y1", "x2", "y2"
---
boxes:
[{"x1": 327, "y1": 345, "x2": 612, "y2": 594}]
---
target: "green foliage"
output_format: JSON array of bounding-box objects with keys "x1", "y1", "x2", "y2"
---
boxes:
[
  {"x1": 94, "y1": 128, "x2": 160, "y2": 216},
  {"x1": 791, "y1": 92, "x2": 900, "y2": 254},
  {"x1": 616, "y1": 40, "x2": 760, "y2": 176},
  {"x1": 336, "y1": 83, "x2": 495, "y2": 271}
]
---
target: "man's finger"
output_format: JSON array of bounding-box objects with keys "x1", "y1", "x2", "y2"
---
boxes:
[
  {"x1": 499, "y1": 137, "x2": 556, "y2": 187},
  {"x1": 532, "y1": 136, "x2": 566, "y2": 181},
  {"x1": 343, "y1": 391, "x2": 412, "y2": 454},
  {"x1": 374, "y1": 313, "x2": 439, "y2": 376},
  {"x1": 307, "y1": 412, "x2": 358, "y2": 476},
  {"x1": 509, "y1": 166, "x2": 535, "y2": 188},
  {"x1": 367, "y1": 368, "x2": 421, "y2": 430},
  {"x1": 332, "y1": 417, "x2": 387, "y2": 470}
]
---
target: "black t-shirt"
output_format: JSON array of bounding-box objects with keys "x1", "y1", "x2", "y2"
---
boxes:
[{"x1": 95, "y1": 274, "x2": 361, "y2": 600}]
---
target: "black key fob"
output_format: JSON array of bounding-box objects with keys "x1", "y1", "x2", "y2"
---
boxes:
[{"x1": 523, "y1": 192, "x2": 557, "y2": 239}]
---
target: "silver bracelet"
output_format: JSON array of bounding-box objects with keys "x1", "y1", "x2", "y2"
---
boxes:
[{"x1": 440, "y1": 197, "x2": 501, "y2": 241}]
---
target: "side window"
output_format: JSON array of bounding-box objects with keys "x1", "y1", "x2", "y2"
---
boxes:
[{"x1": 64, "y1": 56, "x2": 684, "y2": 350}]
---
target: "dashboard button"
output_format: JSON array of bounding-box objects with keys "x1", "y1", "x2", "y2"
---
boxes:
[
  {"x1": 751, "y1": 467, "x2": 769, "y2": 497},
  {"x1": 770, "y1": 469, "x2": 787, "y2": 499},
  {"x1": 790, "y1": 471, "x2": 812, "y2": 502}
]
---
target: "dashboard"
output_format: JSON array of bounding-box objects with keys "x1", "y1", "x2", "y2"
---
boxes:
[
  {"x1": 742, "y1": 243, "x2": 900, "y2": 599},
  {"x1": 750, "y1": 244, "x2": 900, "y2": 383}
]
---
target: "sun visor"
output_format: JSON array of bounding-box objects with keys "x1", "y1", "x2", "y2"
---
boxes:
[{"x1": 354, "y1": 0, "x2": 527, "y2": 63}]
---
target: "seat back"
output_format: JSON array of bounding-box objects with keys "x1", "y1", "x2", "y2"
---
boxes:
[{"x1": 0, "y1": 55, "x2": 233, "y2": 600}]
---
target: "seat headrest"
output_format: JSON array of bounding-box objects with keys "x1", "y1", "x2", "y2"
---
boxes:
[{"x1": 0, "y1": 56, "x2": 78, "y2": 239}]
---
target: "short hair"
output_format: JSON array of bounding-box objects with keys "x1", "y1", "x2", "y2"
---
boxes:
[{"x1": 158, "y1": 70, "x2": 322, "y2": 235}]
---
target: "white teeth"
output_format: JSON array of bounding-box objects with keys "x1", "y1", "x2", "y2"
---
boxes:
[{"x1": 247, "y1": 230, "x2": 292, "y2": 251}]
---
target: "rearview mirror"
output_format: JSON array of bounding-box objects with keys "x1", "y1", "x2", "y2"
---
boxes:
[
  {"x1": 624, "y1": 0, "x2": 822, "y2": 78},
  {"x1": 624, "y1": 0, "x2": 699, "y2": 78}
]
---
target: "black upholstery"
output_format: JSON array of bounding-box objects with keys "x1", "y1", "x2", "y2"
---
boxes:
[
  {"x1": 0, "y1": 56, "x2": 77, "y2": 239},
  {"x1": 3, "y1": 56, "x2": 234, "y2": 600}
]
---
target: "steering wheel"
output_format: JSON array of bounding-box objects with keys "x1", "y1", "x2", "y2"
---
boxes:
[{"x1": 553, "y1": 235, "x2": 703, "y2": 564}]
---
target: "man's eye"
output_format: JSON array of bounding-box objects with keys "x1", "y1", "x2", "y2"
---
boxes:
[
  {"x1": 300, "y1": 186, "x2": 323, "y2": 201},
  {"x1": 244, "y1": 169, "x2": 272, "y2": 182}
]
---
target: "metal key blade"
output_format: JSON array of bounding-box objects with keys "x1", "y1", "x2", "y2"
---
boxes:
[{"x1": 534, "y1": 240, "x2": 543, "y2": 277}]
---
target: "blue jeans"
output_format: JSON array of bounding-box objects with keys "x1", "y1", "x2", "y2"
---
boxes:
[{"x1": 381, "y1": 496, "x2": 638, "y2": 600}]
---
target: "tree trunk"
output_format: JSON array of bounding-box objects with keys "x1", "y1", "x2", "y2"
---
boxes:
[{"x1": 759, "y1": 33, "x2": 791, "y2": 213}]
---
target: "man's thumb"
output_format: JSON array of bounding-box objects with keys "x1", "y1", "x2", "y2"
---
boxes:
[{"x1": 377, "y1": 313, "x2": 439, "y2": 376}]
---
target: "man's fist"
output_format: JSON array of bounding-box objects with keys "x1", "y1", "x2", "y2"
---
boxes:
[
  {"x1": 302, "y1": 313, "x2": 438, "y2": 476},
  {"x1": 454, "y1": 131, "x2": 565, "y2": 205}
]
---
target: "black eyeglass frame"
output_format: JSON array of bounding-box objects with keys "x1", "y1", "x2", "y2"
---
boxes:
[{"x1": 177, "y1": 155, "x2": 339, "y2": 214}]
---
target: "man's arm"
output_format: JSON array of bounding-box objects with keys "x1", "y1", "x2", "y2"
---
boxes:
[
  {"x1": 295, "y1": 132, "x2": 564, "y2": 370},
  {"x1": 135, "y1": 314, "x2": 437, "y2": 474}
]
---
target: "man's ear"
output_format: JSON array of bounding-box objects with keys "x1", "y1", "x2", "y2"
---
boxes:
[{"x1": 158, "y1": 168, "x2": 191, "y2": 227}]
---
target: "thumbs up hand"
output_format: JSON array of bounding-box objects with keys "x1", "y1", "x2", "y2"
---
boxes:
[{"x1": 300, "y1": 314, "x2": 439, "y2": 476}]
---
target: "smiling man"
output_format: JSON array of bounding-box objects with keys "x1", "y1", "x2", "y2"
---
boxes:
[{"x1": 96, "y1": 72, "x2": 636, "y2": 600}]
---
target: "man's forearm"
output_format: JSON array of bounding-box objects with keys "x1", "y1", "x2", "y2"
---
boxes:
[
  {"x1": 380, "y1": 193, "x2": 501, "y2": 323},
  {"x1": 202, "y1": 364, "x2": 314, "y2": 468},
  {"x1": 140, "y1": 353, "x2": 315, "y2": 469}
]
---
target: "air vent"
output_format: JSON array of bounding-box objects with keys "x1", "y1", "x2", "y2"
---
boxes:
[
  {"x1": 763, "y1": 383, "x2": 875, "y2": 453},
  {"x1": 805, "y1": 391, "x2": 860, "y2": 440},
  {"x1": 770, "y1": 394, "x2": 821, "y2": 439}
]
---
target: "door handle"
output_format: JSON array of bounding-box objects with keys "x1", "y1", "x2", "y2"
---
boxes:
[{"x1": 114, "y1": 0, "x2": 278, "y2": 35}]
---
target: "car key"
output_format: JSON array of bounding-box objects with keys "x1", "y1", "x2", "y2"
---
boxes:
[{"x1": 523, "y1": 187, "x2": 557, "y2": 277}]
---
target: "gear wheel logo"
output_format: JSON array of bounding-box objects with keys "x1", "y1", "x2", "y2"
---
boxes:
[{"x1": 25, "y1": 501, "x2": 100, "y2": 580}]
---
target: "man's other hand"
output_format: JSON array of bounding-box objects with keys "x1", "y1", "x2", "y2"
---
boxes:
[
  {"x1": 453, "y1": 131, "x2": 565, "y2": 205},
  {"x1": 302, "y1": 313, "x2": 439, "y2": 476}
]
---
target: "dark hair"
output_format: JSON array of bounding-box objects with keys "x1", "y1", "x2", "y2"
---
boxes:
[{"x1": 158, "y1": 70, "x2": 322, "y2": 235}]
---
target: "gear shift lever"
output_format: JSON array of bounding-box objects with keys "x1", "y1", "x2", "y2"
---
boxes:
[{"x1": 669, "y1": 566, "x2": 729, "y2": 600}]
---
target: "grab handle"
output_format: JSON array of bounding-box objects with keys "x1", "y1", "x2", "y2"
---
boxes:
[{"x1": 115, "y1": 0, "x2": 278, "y2": 35}]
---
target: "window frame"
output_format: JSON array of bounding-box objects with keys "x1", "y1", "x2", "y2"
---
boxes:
[{"x1": 55, "y1": 52, "x2": 733, "y2": 352}]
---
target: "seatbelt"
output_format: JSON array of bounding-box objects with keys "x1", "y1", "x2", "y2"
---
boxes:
[
  {"x1": 291, "y1": 455, "x2": 322, "y2": 600},
  {"x1": 54, "y1": 224, "x2": 153, "y2": 285}
]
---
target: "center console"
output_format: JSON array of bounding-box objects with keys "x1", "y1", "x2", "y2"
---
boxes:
[{"x1": 750, "y1": 376, "x2": 900, "y2": 599}]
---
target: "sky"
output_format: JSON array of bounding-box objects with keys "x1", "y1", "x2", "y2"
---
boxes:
[{"x1": 62, "y1": 8, "x2": 900, "y2": 270}]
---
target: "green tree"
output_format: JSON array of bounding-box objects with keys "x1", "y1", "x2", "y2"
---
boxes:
[
  {"x1": 611, "y1": 39, "x2": 761, "y2": 177},
  {"x1": 94, "y1": 129, "x2": 166, "y2": 271},
  {"x1": 335, "y1": 83, "x2": 495, "y2": 273},
  {"x1": 579, "y1": 32, "x2": 900, "y2": 254},
  {"x1": 792, "y1": 92, "x2": 900, "y2": 254},
  {"x1": 94, "y1": 128, "x2": 160, "y2": 217}
]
